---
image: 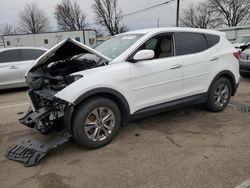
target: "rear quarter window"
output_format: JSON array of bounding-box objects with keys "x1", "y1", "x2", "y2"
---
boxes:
[
  {"x1": 204, "y1": 34, "x2": 220, "y2": 48},
  {"x1": 175, "y1": 32, "x2": 208, "y2": 56}
]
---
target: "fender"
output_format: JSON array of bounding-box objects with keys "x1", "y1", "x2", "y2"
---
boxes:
[
  {"x1": 208, "y1": 70, "x2": 238, "y2": 96},
  {"x1": 73, "y1": 87, "x2": 131, "y2": 122}
]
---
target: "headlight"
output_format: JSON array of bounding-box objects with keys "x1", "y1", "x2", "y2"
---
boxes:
[
  {"x1": 72, "y1": 75, "x2": 83, "y2": 81},
  {"x1": 66, "y1": 75, "x2": 83, "y2": 85}
]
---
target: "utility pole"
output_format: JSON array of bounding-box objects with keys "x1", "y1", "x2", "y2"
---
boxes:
[
  {"x1": 176, "y1": 0, "x2": 180, "y2": 27},
  {"x1": 157, "y1": 19, "x2": 160, "y2": 28}
]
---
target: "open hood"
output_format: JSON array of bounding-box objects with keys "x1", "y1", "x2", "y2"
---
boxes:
[{"x1": 28, "y1": 38, "x2": 111, "y2": 72}]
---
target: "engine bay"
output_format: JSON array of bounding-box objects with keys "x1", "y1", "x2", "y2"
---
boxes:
[{"x1": 26, "y1": 53, "x2": 107, "y2": 92}]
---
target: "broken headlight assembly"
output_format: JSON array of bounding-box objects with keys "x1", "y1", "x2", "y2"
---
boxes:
[{"x1": 65, "y1": 74, "x2": 83, "y2": 85}]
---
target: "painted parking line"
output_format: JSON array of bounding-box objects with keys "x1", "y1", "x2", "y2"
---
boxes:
[
  {"x1": 0, "y1": 103, "x2": 29, "y2": 109},
  {"x1": 236, "y1": 178, "x2": 250, "y2": 188}
]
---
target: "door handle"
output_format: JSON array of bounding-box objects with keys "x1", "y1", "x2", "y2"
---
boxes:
[
  {"x1": 170, "y1": 64, "x2": 182, "y2": 69},
  {"x1": 210, "y1": 57, "x2": 219, "y2": 61},
  {"x1": 9, "y1": 66, "x2": 18, "y2": 69}
]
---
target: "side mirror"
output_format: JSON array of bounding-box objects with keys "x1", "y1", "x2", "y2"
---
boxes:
[{"x1": 133, "y1": 50, "x2": 155, "y2": 61}]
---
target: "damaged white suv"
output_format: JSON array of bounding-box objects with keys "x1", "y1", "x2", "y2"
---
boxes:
[{"x1": 21, "y1": 28, "x2": 240, "y2": 149}]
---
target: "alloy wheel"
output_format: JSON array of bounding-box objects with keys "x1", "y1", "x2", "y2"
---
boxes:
[
  {"x1": 84, "y1": 107, "x2": 115, "y2": 142},
  {"x1": 214, "y1": 83, "x2": 229, "y2": 107}
]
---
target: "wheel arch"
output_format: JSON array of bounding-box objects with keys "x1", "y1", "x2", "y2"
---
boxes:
[
  {"x1": 208, "y1": 70, "x2": 237, "y2": 96},
  {"x1": 64, "y1": 88, "x2": 131, "y2": 134},
  {"x1": 74, "y1": 87, "x2": 130, "y2": 121}
]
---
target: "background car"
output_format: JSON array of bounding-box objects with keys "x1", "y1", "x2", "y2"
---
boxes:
[
  {"x1": 233, "y1": 35, "x2": 250, "y2": 52},
  {"x1": 239, "y1": 49, "x2": 250, "y2": 77},
  {"x1": 0, "y1": 47, "x2": 47, "y2": 89}
]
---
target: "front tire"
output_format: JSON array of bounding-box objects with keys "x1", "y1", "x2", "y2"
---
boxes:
[
  {"x1": 206, "y1": 77, "x2": 232, "y2": 112},
  {"x1": 72, "y1": 97, "x2": 121, "y2": 149}
]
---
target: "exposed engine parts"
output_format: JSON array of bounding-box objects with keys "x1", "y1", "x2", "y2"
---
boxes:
[{"x1": 20, "y1": 52, "x2": 107, "y2": 135}]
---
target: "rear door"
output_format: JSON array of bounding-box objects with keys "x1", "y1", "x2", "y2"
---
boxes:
[
  {"x1": 0, "y1": 49, "x2": 20, "y2": 86},
  {"x1": 19, "y1": 49, "x2": 46, "y2": 82},
  {"x1": 175, "y1": 32, "x2": 211, "y2": 97}
]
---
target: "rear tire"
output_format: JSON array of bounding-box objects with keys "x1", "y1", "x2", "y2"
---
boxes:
[
  {"x1": 206, "y1": 77, "x2": 232, "y2": 112},
  {"x1": 72, "y1": 97, "x2": 121, "y2": 149}
]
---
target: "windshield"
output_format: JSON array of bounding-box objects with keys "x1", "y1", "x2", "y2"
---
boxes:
[
  {"x1": 94, "y1": 34, "x2": 144, "y2": 59},
  {"x1": 234, "y1": 36, "x2": 250, "y2": 43}
]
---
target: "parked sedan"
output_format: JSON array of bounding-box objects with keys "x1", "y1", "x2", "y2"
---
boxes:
[
  {"x1": 233, "y1": 35, "x2": 250, "y2": 52},
  {"x1": 0, "y1": 47, "x2": 47, "y2": 89},
  {"x1": 239, "y1": 49, "x2": 250, "y2": 77}
]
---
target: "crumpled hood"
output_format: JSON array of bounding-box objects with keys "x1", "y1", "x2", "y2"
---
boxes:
[{"x1": 27, "y1": 38, "x2": 111, "y2": 74}]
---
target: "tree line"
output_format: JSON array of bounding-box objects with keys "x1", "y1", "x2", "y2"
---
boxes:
[
  {"x1": 181, "y1": 0, "x2": 250, "y2": 28},
  {"x1": 1, "y1": 0, "x2": 250, "y2": 39},
  {"x1": 0, "y1": 0, "x2": 128, "y2": 38}
]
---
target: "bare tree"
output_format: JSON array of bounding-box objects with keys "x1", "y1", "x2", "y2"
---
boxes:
[
  {"x1": 94, "y1": 28, "x2": 104, "y2": 37},
  {"x1": 92, "y1": 0, "x2": 128, "y2": 35},
  {"x1": 18, "y1": 2, "x2": 50, "y2": 33},
  {"x1": 55, "y1": 0, "x2": 88, "y2": 31},
  {"x1": 0, "y1": 23, "x2": 17, "y2": 45},
  {"x1": 181, "y1": 2, "x2": 221, "y2": 29},
  {"x1": 0, "y1": 23, "x2": 17, "y2": 36},
  {"x1": 209, "y1": 0, "x2": 250, "y2": 27}
]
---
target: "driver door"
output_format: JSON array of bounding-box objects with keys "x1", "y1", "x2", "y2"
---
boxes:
[{"x1": 129, "y1": 33, "x2": 184, "y2": 113}]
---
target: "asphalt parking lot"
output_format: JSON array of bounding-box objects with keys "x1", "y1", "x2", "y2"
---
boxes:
[{"x1": 0, "y1": 78, "x2": 250, "y2": 188}]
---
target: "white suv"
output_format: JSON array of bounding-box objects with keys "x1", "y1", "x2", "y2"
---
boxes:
[{"x1": 20, "y1": 28, "x2": 240, "y2": 149}]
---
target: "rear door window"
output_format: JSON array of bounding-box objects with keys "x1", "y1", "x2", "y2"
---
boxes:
[
  {"x1": 175, "y1": 32, "x2": 208, "y2": 56},
  {"x1": 0, "y1": 50, "x2": 19, "y2": 63},
  {"x1": 20, "y1": 49, "x2": 46, "y2": 61}
]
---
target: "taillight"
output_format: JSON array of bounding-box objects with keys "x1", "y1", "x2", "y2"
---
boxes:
[{"x1": 233, "y1": 52, "x2": 240, "y2": 60}]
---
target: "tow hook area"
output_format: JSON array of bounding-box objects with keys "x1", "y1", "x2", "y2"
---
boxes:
[
  {"x1": 19, "y1": 107, "x2": 54, "y2": 128},
  {"x1": 5, "y1": 130, "x2": 71, "y2": 167}
]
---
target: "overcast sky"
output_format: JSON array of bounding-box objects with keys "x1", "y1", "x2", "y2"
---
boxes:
[{"x1": 0, "y1": 0, "x2": 205, "y2": 32}]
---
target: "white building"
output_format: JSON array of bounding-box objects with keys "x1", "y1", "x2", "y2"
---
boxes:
[
  {"x1": 2, "y1": 30, "x2": 96, "y2": 49},
  {"x1": 217, "y1": 26, "x2": 250, "y2": 41}
]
